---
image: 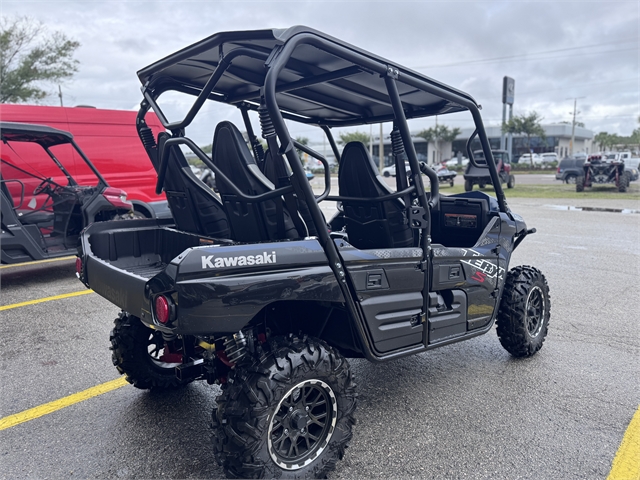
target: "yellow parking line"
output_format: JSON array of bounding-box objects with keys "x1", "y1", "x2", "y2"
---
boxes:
[
  {"x1": 0, "y1": 256, "x2": 76, "y2": 269},
  {"x1": 607, "y1": 406, "x2": 640, "y2": 480},
  {"x1": 0, "y1": 289, "x2": 93, "y2": 311},
  {"x1": 0, "y1": 377, "x2": 128, "y2": 431}
]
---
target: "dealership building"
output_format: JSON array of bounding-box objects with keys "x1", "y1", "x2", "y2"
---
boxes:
[
  {"x1": 452, "y1": 124, "x2": 594, "y2": 162},
  {"x1": 306, "y1": 123, "x2": 594, "y2": 168}
]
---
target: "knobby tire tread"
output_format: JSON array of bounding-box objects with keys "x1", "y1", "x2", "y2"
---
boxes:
[
  {"x1": 110, "y1": 311, "x2": 188, "y2": 390},
  {"x1": 211, "y1": 335, "x2": 357, "y2": 479},
  {"x1": 496, "y1": 265, "x2": 551, "y2": 358}
]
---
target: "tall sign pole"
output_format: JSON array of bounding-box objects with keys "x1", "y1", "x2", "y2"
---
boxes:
[{"x1": 502, "y1": 76, "x2": 515, "y2": 159}]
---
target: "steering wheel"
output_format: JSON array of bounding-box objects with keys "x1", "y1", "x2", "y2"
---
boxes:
[{"x1": 33, "y1": 177, "x2": 56, "y2": 195}]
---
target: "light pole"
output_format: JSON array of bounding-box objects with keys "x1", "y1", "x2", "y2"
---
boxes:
[{"x1": 567, "y1": 97, "x2": 585, "y2": 157}]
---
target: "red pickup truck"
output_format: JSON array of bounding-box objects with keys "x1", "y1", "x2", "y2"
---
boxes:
[{"x1": 0, "y1": 104, "x2": 169, "y2": 218}]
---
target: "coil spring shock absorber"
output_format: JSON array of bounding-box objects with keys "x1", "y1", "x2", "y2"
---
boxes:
[
  {"x1": 139, "y1": 126, "x2": 157, "y2": 149},
  {"x1": 223, "y1": 331, "x2": 248, "y2": 364},
  {"x1": 258, "y1": 105, "x2": 276, "y2": 139},
  {"x1": 391, "y1": 128, "x2": 405, "y2": 157}
]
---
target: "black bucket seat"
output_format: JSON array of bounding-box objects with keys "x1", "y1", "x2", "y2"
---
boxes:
[
  {"x1": 211, "y1": 121, "x2": 300, "y2": 242},
  {"x1": 338, "y1": 142, "x2": 413, "y2": 249},
  {"x1": 156, "y1": 132, "x2": 231, "y2": 239}
]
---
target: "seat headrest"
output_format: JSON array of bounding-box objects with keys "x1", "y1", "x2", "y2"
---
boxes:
[
  {"x1": 212, "y1": 121, "x2": 274, "y2": 192},
  {"x1": 339, "y1": 141, "x2": 393, "y2": 197}
]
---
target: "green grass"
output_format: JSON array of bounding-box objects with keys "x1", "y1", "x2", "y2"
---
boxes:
[{"x1": 440, "y1": 183, "x2": 640, "y2": 200}]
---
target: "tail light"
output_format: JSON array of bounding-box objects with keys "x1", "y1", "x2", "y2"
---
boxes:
[
  {"x1": 154, "y1": 295, "x2": 173, "y2": 324},
  {"x1": 102, "y1": 187, "x2": 133, "y2": 210},
  {"x1": 75, "y1": 257, "x2": 83, "y2": 279}
]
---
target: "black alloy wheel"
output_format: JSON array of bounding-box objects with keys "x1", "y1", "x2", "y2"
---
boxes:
[
  {"x1": 268, "y1": 380, "x2": 337, "y2": 470},
  {"x1": 524, "y1": 286, "x2": 546, "y2": 338}
]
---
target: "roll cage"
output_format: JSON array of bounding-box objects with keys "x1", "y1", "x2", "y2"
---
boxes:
[{"x1": 134, "y1": 26, "x2": 511, "y2": 361}]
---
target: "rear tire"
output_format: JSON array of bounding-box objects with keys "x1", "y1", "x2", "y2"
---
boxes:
[
  {"x1": 464, "y1": 179, "x2": 473, "y2": 192},
  {"x1": 497, "y1": 266, "x2": 550, "y2": 358},
  {"x1": 449, "y1": 178, "x2": 455, "y2": 187},
  {"x1": 618, "y1": 172, "x2": 630, "y2": 192},
  {"x1": 507, "y1": 175, "x2": 515, "y2": 189},
  {"x1": 212, "y1": 335, "x2": 357, "y2": 479},
  {"x1": 576, "y1": 176, "x2": 585, "y2": 192},
  {"x1": 110, "y1": 312, "x2": 190, "y2": 389},
  {"x1": 383, "y1": 171, "x2": 391, "y2": 177}
]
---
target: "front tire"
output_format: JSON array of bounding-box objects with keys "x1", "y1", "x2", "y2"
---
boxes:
[
  {"x1": 618, "y1": 172, "x2": 630, "y2": 192},
  {"x1": 576, "y1": 176, "x2": 585, "y2": 192},
  {"x1": 497, "y1": 266, "x2": 551, "y2": 358},
  {"x1": 110, "y1": 312, "x2": 190, "y2": 389},
  {"x1": 212, "y1": 335, "x2": 357, "y2": 479},
  {"x1": 507, "y1": 174, "x2": 515, "y2": 189}
]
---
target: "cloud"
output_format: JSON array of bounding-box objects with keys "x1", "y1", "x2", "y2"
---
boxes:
[{"x1": 2, "y1": 0, "x2": 638, "y2": 144}]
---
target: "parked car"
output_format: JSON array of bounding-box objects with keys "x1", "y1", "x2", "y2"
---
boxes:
[
  {"x1": 0, "y1": 104, "x2": 170, "y2": 219},
  {"x1": 624, "y1": 157, "x2": 639, "y2": 181},
  {"x1": 517, "y1": 153, "x2": 541, "y2": 165},
  {"x1": 540, "y1": 152, "x2": 558, "y2": 164},
  {"x1": 444, "y1": 157, "x2": 469, "y2": 168},
  {"x1": 381, "y1": 162, "x2": 410, "y2": 177},
  {"x1": 556, "y1": 157, "x2": 585, "y2": 184}
]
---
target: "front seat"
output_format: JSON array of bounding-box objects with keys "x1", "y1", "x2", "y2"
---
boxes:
[{"x1": 338, "y1": 142, "x2": 413, "y2": 250}]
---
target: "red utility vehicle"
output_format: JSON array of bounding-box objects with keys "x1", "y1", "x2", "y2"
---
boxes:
[{"x1": 0, "y1": 104, "x2": 169, "y2": 218}]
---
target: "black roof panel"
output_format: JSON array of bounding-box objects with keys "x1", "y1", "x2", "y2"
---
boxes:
[
  {"x1": 1, "y1": 122, "x2": 73, "y2": 148},
  {"x1": 137, "y1": 26, "x2": 478, "y2": 127}
]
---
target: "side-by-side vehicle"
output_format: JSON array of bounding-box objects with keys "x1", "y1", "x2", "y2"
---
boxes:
[
  {"x1": 76, "y1": 27, "x2": 551, "y2": 479},
  {"x1": 1, "y1": 122, "x2": 132, "y2": 264}
]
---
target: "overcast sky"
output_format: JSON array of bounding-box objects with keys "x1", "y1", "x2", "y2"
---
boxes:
[{"x1": 2, "y1": 1, "x2": 638, "y2": 146}]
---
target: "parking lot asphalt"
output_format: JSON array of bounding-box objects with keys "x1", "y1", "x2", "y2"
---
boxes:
[{"x1": 1, "y1": 195, "x2": 638, "y2": 479}]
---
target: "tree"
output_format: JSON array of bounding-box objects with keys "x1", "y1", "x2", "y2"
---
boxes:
[
  {"x1": 593, "y1": 132, "x2": 621, "y2": 152},
  {"x1": 294, "y1": 136, "x2": 309, "y2": 164},
  {"x1": 337, "y1": 131, "x2": 370, "y2": 146},
  {"x1": 0, "y1": 16, "x2": 80, "y2": 103},
  {"x1": 502, "y1": 111, "x2": 546, "y2": 166},
  {"x1": 416, "y1": 124, "x2": 461, "y2": 163}
]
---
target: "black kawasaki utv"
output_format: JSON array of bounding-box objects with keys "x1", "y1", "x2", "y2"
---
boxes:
[
  {"x1": 1, "y1": 122, "x2": 133, "y2": 264},
  {"x1": 576, "y1": 153, "x2": 630, "y2": 192},
  {"x1": 464, "y1": 149, "x2": 515, "y2": 191},
  {"x1": 76, "y1": 27, "x2": 550, "y2": 479}
]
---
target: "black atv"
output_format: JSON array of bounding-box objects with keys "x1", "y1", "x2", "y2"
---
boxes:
[
  {"x1": 76, "y1": 27, "x2": 550, "y2": 479},
  {"x1": 576, "y1": 153, "x2": 630, "y2": 192},
  {"x1": 1, "y1": 122, "x2": 133, "y2": 264},
  {"x1": 464, "y1": 149, "x2": 515, "y2": 191}
]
